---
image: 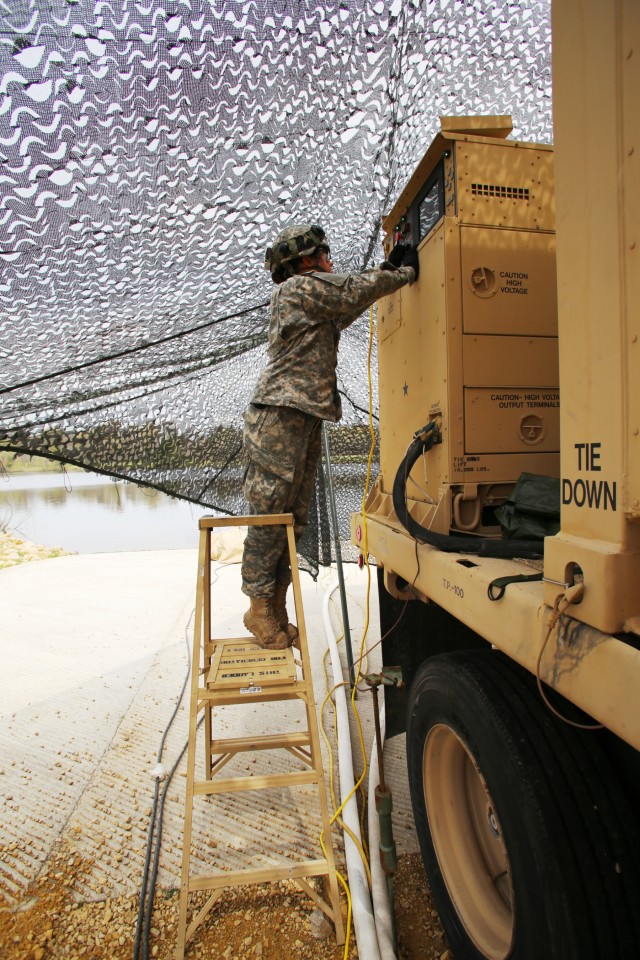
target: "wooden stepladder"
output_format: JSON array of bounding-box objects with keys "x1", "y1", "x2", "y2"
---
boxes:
[{"x1": 175, "y1": 514, "x2": 345, "y2": 958}]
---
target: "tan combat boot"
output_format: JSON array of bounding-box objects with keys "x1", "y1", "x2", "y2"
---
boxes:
[
  {"x1": 273, "y1": 582, "x2": 299, "y2": 644},
  {"x1": 243, "y1": 597, "x2": 291, "y2": 650}
]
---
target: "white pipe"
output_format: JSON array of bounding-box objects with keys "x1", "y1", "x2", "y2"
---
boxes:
[
  {"x1": 368, "y1": 704, "x2": 398, "y2": 960},
  {"x1": 322, "y1": 584, "x2": 382, "y2": 960}
]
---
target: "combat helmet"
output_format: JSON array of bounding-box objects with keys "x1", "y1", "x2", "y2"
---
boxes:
[{"x1": 265, "y1": 223, "x2": 328, "y2": 283}]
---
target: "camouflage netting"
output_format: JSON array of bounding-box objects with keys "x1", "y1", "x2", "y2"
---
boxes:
[{"x1": 0, "y1": 0, "x2": 552, "y2": 573}]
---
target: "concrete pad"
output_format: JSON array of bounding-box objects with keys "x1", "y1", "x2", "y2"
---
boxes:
[{"x1": 0, "y1": 550, "x2": 197, "y2": 897}]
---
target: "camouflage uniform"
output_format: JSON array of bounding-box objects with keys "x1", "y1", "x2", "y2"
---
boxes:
[{"x1": 241, "y1": 263, "x2": 415, "y2": 598}]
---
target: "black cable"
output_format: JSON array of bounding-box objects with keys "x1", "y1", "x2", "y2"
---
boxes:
[
  {"x1": 392, "y1": 423, "x2": 545, "y2": 559},
  {"x1": 133, "y1": 779, "x2": 160, "y2": 960},
  {"x1": 133, "y1": 608, "x2": 194, "y2": 960},
  {"x1": 337, "y1": 388, "x2": 380, "y2": 423},
  {"x1": 141, "y1": 716, "x2": 204, "y2": 960},
  {"x1": 1, "y1": 329, "x2": 268, "y2": 430}
]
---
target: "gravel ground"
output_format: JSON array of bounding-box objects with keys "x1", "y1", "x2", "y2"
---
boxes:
[{"x1": 0, "y1": 842, "x2": 449, "y2": 960}]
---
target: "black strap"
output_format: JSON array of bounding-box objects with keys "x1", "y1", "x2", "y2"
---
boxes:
[{"x1": 487, "y1": 572, "x2": 543, "y2": 601}]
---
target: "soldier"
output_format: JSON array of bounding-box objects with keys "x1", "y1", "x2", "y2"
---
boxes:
[{"x1": 241, "y1": 222, "x2": 419, "y2": 648}]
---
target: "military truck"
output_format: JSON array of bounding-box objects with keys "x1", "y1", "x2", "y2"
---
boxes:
[{"x1": 351, "y1": 1, "x2": 640, "y2": 957}]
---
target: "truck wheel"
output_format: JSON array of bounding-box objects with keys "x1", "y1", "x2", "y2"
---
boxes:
[{"x1": 406, "y1": 650, "x2": 640, "y2": 960}]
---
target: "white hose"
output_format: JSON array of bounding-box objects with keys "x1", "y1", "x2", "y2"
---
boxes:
[
  {"x1": 368, "y1": 705, "x2": 398, "y2": 959},
  {"x1": 322, "y1": 584, "x2": 382, "y2": 960}
]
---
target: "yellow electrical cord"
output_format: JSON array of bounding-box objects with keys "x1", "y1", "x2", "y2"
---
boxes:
[
  {"x1": 353, "y1": 303, "x2": 379, "y2": 685},
  {"x1": 317, "y1": 587, "x2": 374, "y2": 959},
  {"x1": 319, "y1": 658, "x2": 373, "y2": 887},
  {"x1": 318, "y1": 630, "x2": 369, "y2": 958},
  {"x1": 326, "y1": 302, "x2": 385, "y2": 877},
  {"x1": 354, "y1": 304, "x2": 378, "y2": 674},
  {"x1": 322, "y1": 595, "x2": 370, "y2": 857},
  {"x1": 315, "y1": 303, "x2": 385, "y2": 959},
  {"x1": 320, "y1": 828, "x2": 353, "y2": 958},
  {"x1": 350, "y1": 302, "x2": 380, "y2": 852}
]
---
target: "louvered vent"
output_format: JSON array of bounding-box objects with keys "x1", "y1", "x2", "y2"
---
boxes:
[{"x1": 472, "y1": 183, "x2": 530, "y2": 200}]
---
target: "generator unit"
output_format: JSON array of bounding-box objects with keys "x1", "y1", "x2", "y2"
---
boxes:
[
  {"x1": 371, "y1": 115, "x2": 559, "y2": 553},
  {"x1": 350, "y1": 9, "x2": 640, "y2": 960}
]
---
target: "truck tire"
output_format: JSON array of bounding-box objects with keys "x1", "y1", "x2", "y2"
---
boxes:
[{"x1": 406, "y1": 650, "x2": 640, "y2": 960}]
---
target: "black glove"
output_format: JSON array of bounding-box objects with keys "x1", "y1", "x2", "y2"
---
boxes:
[
  {"x1": 385, "y1": 242, "x2": 409, "y2": 268},
  {"x1": 401, "y1": 245, "x2": 419, "y2": 281}
]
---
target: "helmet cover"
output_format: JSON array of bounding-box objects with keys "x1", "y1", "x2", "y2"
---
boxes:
[{"x1": 265, "y1": 223, "x2": 328, "y2": 282}]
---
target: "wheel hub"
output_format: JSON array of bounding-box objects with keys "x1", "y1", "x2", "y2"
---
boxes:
[{"x1": 423, "y1": 723, "x2": 515, "y2": 960}]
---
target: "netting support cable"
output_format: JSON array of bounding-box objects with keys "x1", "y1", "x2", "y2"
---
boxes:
[
  {"x1": 0, "y1": 299, "x2": 269, "y2": 397},
  {"x1": 322, "y1": 421, "x2": 355, "y2": 687}
]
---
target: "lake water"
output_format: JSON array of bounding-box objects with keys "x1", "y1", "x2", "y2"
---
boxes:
[{"x1": 0, "y1": 471, "x2": 211, "y2": 553}]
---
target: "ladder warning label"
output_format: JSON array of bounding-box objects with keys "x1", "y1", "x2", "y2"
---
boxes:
[{"x1": 562, "y1": 442, "x2": 617, "y2": 511}]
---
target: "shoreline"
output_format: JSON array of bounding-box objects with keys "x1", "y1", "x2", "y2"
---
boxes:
[{"x1": 0, "y1": 530, "x2": 70, "y2": 570}]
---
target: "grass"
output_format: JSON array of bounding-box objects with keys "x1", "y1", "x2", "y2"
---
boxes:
[{"x1": 0, "y1": 452, "x2": 82, "y2": 475}]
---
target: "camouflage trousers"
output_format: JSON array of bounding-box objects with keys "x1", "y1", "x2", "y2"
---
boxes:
[{"x1": 241, "y1": 403, "x2": 322, "y2": 598}]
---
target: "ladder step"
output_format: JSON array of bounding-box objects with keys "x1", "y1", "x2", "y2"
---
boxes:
[
  {"x1": 198, "y1": 685, "x2": 308, "y2": 705},
  {"x1": 187, "y1": 860, "x2": 332, "y2": 893},
  {"x1": 193, "y1": 769, "x2": 319, "y2": 795},
  {"x1": 208, "y1": 639, "x2": 292, "y2": 654},
  {"x1": 199, "y1": 513, "x2": 294, "y2": 530},
  {"x1": 208, "y1": 639, "x2": 298, "y2": 688},
  {"x1": 205, "y1": 637, "x2": 302, "y2": 659},
  {"x1": 209, "y1": 731, "x2": 312, "y2": 756}
]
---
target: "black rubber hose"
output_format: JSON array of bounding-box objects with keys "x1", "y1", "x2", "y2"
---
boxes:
[
  {"x1": 392, "y1": 427, "x2": 544, "y2": 559},
  {"x1": 133, "y1": 777, "x2": 160, "y2": 960},
  {"x1": 133, "y1": 608, "x2": 195, "y2": 960},
  {"x1": 142, "y1": 720, "x2": 203, "y2": 960}
]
